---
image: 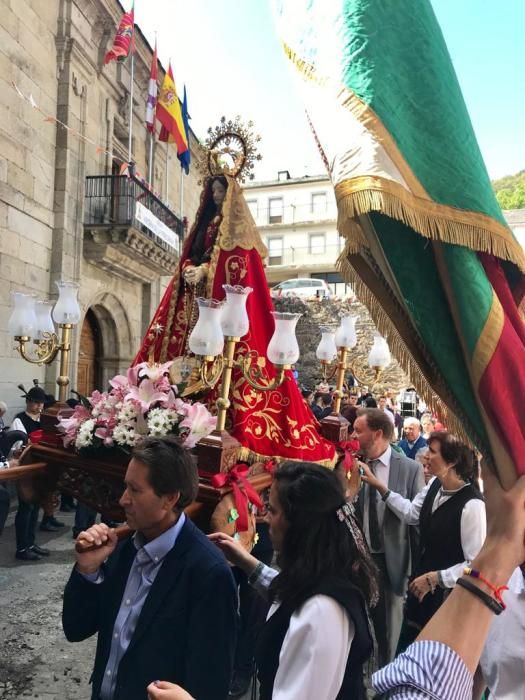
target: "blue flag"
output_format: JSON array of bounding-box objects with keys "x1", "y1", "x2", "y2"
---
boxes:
[{"x1": 177, "y1": 86, "x2": 191, "y2": 174}]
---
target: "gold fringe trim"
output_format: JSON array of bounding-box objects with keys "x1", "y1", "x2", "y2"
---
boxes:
[
  {"x1": 336, "y1": 242, "x2": 480, "y2": 450},
  {"x1": 335, "y1": 178, "x2": 525, "y2": 273},
  {"x1": 237, "y1": 445, "x2": 336, "y2": 469}
]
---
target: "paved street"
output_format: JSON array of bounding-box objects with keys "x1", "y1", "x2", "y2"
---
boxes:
[{"x1": 0, "y1": 506, "x2": 95, "y2": 699}]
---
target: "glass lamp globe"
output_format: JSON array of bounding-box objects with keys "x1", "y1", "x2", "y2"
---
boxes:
[
  {"x1": 188, "y1": 299, "x2": 224, "y2": 357},
  {"x1": 335, "y1": 315, "x2": 358, "y2": 349},
  {"x1": 267, "y1": 312, "x2": 301, "y2": 366}
]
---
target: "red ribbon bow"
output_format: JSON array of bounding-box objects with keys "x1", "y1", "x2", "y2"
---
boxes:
[
  {"x1": 336, "y1": 439, "x2": 361, "y2": 474},
  {"x1": 211, "y1": 464, "x2": 263, "y2": 532},
  {"x1": 263, "y1": 459, "x2": 276, "y2": 474}
]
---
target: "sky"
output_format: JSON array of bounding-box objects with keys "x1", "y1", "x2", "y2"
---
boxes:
[{"x1": 133, "y1": 0, "x2": 525, "y2": 183}]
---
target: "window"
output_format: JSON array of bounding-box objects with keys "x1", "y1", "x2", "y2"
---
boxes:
[
  {"x1": 268, "y1": 197, "x2": 283, "y2": 224},
  {"x1": 311, "y1": 192, "x2": 327, "y2": 216},
  {"x1": 267, "y1": 237, "x2": 283, "y2": 265},
  {"x1": 309, "y1": 233, "x2": 326, "y2": 255},
  {"x1": 246, "y1": 199, "x2": 258, "y2": 220}
]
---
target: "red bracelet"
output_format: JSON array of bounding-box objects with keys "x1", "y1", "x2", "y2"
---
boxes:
[{"x1": 463, "y1": 567, "x2": 508, "y2": 608}]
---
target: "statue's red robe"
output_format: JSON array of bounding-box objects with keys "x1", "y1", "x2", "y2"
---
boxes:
[{"x1": 134, "y1": 176, "x2": 335, "y2": 464}]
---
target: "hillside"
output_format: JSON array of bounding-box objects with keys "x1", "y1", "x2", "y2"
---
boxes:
[{"x1": 492, "y1": 170, "x2": 525, "y2": 209}]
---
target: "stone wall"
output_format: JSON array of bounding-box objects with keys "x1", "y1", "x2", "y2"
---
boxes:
[
  {"x1": 274, "y1": 296, "x2": 410, "y2": 395},
  {"x1": 0, "y1": 0, "x2": 202, "y2": 420}
]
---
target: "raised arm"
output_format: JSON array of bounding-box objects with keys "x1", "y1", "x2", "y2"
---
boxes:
[{"x1": 373, "y1": 468, "x2": 525, "y2": 700}]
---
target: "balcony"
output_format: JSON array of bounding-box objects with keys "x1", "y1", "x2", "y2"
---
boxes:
[
  {"x1": 266, "y1": 241, "x2": 343, "y2": 272},
  {"x1": 83, "y1": 175, "x2": 184, "y2": 283},
  {"x1": 251, "y1": 202, "x2": 338, "y2": 229}
]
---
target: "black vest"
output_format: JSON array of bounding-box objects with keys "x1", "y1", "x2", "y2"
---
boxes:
[
  {"x1": 255, "y1": 578, "x2": 373, "y2": 700},
  {"x1": 418, "y1": 479, "x2": 482, "y2": 573},
  {"x1": 15, "y1": 411, "x2": 40, "y2": 435},
  {"x1": 406, "y1": 479, "x2": 483, "y2": 632}
]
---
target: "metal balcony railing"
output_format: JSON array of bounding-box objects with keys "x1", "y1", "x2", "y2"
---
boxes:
[{"x1": 84, "y1": 175, "x2": 184, "y2": 252}]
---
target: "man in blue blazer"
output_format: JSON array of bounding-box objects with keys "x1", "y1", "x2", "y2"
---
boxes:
[
  {"x1": 62, "y1": 437, "x2": 237, "y2": 700},
  {"x1": 398, "y1": 417, "x2": 428, "y2": 460}
]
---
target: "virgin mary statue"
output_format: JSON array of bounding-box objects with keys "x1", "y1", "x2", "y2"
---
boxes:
[{"x1": 134, "y1": 120, "x2": 335, "y2": 464}]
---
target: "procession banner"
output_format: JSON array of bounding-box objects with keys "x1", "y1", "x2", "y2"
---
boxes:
[{"x1": 274, "y1": 0, "x2": 525, "y2": 484}]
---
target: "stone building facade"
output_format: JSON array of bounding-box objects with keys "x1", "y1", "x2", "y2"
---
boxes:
[{"x1": 0, "y1": 0, "x2": 202, "y2": 419}]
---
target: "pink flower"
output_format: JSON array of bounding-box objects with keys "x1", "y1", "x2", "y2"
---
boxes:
[
  {"x1": 125, "y1": 379, "x2": 168, "y2": 412},
  {"x1": 180, "y1": 403, "x2": 217, "y2": 448},
  {"x1": 166, "y1": 394, "x2": 187, "y2": 412},
  {"x1": 137, "y1": 361, "x2": 173, "y2": 384},
  {"x1": 89, "y1": 390, "x2": 105, "y2": 407}
]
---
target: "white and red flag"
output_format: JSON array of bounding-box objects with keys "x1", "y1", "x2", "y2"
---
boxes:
[{"x1": 145, "y1": 40, "x2": 158, "y2": 132}]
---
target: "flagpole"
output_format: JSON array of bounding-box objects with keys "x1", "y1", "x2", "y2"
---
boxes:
[
  {"x1": 148, "y1": 131, "x2": 154, "y2": 187},
  {"x1": 166, "y1": 141, "x2": 169, "y2": 206},
  {"x1": 179, "y1": 165, "x2": 184, "y2": 219},
  {"x1": 127, "y1": 51, "x2": 135, "y2": 163}
]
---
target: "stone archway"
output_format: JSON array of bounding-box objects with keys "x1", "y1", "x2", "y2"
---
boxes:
[{"x1": 79, "y1": 293, "x2": 134, "y2": 391}]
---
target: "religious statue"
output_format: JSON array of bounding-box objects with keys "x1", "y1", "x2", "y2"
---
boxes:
[{"x1": 134, "y1": 117, "x2": 335, "y2": 464}]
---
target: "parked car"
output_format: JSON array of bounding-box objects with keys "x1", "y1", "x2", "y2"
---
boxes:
[{"x1": 270, "y1": 278, "x2": 333, "y2": 299}]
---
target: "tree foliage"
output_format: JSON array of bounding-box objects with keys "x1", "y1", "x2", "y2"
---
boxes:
[{"x1": 492, "y1": 170, "x2": 525, "y2": 210}]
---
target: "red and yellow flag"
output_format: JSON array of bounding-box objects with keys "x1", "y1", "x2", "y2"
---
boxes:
[
  {"x1": 104, "y1": 4, "x2": 135, "y2": 64},
  {"x1": 157, "y1": 64, "x2": 188, "y2": 155}
]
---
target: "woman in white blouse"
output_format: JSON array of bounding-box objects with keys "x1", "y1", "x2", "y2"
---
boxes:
[
  {"x1": 361, "y1": 431, "x2": 486, "y2": 652},
  {"x1": 147, "y1": 461, "x2": 378, "y2": 700}
]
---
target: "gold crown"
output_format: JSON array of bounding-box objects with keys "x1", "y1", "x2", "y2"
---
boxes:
[{"x1": 196, "y1": 116, "x2": 262, "y2": 184}]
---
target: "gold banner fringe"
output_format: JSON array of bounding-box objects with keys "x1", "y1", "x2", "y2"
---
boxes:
[
  {"x1": 335, "y1": 180, "x2": 525, "y2": 274},
  {"x1": 336, "y1": 243, "x2": 477, "y2": 449}
]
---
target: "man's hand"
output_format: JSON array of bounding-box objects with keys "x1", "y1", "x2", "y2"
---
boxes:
[
  {"x1": 183, "y1": 265, "x2": 206, "y2": 285},
  {"x1": 74, "y1": 523, "x2": 118, "y2": 575},
  {"x1": 359, "y1": 460, "x2": 388, "y2": 496}
]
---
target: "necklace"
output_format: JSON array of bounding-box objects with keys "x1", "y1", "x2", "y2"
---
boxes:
[{"x1": 438, "y1": 482, "x2": 467, "y2": 499}]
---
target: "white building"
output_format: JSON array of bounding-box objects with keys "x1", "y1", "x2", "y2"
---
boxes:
[
  {"x1": 242, "y1": 171, "x2": 351, "y2": 297},
  {"x1": 504, "y1": 209, "x2": 525, "y2": 248},
  {"x1": 243, "y1": 174, "x2": 525, "y2": 299}
]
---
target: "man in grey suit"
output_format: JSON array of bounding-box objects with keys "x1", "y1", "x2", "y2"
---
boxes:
[{"x1": 352, "y1": 408, "x2": 425, "y2": 665}]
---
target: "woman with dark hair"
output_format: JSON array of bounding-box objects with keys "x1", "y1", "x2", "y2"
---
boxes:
[
  {"x1": 147, "y1": 461, "x2": 378, "y2": 700},
  {"x1": 361, "y1": 431, "x2": 486, "y2": 651}
]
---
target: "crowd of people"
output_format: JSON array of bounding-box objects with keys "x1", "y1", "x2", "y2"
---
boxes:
[{"x1": 1, "y1": 389, "x2": 524, "y2": 700}]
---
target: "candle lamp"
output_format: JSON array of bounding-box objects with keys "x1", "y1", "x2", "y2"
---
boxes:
[{"x1": 189, "y1": 286, "x2": 301, "y2": 474}]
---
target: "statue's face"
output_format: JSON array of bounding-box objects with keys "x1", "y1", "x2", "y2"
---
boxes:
[{"x1": 211, "y1": 180, "x2": 227, "y2": 207}]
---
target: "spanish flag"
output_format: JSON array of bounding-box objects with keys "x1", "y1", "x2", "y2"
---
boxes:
[
  {"x1": 157, "y1": 63, "x2": 188, "y2": 155},
  {"x1": 275, "y1": 0, "x2": 525, "y2": 485}
]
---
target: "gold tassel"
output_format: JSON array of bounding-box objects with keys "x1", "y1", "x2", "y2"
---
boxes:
[{"x1": 335, "y1": 184, "x2": 525, "y2": 274}]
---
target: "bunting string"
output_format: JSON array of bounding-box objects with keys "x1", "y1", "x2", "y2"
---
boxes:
[{"x1": 11, "y1": 80, "x2": 165, "y2": 201}]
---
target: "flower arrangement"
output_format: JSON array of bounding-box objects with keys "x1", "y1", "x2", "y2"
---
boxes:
[{"x1": 58, "y1": 361, "x2": 216, "y2": 453}]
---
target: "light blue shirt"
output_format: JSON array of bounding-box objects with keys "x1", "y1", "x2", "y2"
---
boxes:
[{"x1": 82, "y1": 514, "x2": 186, "y2": 700}]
